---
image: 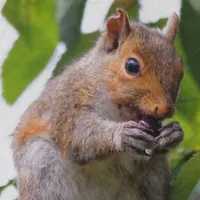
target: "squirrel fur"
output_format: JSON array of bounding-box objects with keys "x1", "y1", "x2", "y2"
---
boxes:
[{"x1": 12, "y1": 9, "x2": 184, "y2": 200}]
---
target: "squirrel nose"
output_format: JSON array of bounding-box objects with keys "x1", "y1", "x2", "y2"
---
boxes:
[{"x1": 150, "y1": 103, "x2": 174, "y2": 118}]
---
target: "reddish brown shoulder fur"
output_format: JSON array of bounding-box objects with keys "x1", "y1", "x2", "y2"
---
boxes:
[{"x1": 14, "y1": 117, "x2": 48, "y2": 147}]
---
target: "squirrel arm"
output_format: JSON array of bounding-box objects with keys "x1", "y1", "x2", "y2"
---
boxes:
[
  {"x1": 69, "y1": 110, "x2": 123, "y2": 163},
  {"x1": 68, "y1": 109, "x2": 156, "y2": 164}
]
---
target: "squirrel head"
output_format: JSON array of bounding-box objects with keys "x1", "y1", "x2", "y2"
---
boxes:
[{"x1": 103, "y1": 9, "x2": 183, "y2": 121}]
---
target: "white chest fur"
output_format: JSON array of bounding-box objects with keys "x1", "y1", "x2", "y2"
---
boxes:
[{"x1": 66, "y1": 153, "x2": 147, "y2": 200}]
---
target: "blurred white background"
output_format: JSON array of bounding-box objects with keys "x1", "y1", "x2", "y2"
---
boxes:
[{"x1": 0, "y1": 0, "x2": 181, "y2": 199}]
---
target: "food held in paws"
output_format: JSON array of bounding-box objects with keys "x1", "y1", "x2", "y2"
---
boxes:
[{"x1": 139, "y1": 118, "x2": 162, "y2": 137}]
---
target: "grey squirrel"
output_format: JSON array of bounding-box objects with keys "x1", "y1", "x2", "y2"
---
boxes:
[{"x1": 12, "y1": 9, "x2": 184, "y2": 200}]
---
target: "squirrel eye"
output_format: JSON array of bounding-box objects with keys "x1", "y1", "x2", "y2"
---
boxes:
[{"x1": 125, "y1": 58, "x2": 140, "y2": 75}]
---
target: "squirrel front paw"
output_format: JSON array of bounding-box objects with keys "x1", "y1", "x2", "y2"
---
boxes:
[
  {"x1": 155, "y1": 121, "x2": 184, "y2": 152},
  {"x1": 121, "y1": 121, "x2": 157, "y2": 156}
]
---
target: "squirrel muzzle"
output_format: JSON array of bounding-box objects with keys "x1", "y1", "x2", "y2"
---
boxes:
[{"x1": 147, "y1": 102, "x2": 175, "y2": 119}]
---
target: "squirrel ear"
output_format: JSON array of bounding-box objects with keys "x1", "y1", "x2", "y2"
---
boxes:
[
  {"x1": 163, "y1": 13, "x2": 179, "y2": 42},
  {"x1": 105, "y1": 8, "x2": 131, "y2": 52}
]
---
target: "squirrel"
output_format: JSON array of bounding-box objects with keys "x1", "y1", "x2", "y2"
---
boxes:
[{"x1": 12, "y1": 9, "x2": 184, "y2": 200}]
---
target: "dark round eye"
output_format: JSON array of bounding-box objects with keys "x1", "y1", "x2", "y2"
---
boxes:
[{"x1": 125, "y1": 58, "x2": 140, "y2": 75}]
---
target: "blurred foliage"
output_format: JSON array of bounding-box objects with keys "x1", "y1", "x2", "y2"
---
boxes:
[
  {"x1": 1, "y1": 0, "x2": 200, "y2": 199},
  {"x1": 0, "y1": 179, "x2": 16, "y2": 197},
  {"x1": 180, "y1": 0, "x2": 200, "y2": 86},
  {"x1": 53, "y1": 31, "x2": 99, "y2": 76},
  {"x1": 53, "y1": 0, "x2": 88, "y2": 75},
  {"x1": 2, "y1": 0, "x2": 59, "y2": 104},
  {"x1": 171, "y1": 152, "x2": 200, "y2": 200},
  {"x1": 56, "y1": 0, "x2": 86, "y2": 49}
]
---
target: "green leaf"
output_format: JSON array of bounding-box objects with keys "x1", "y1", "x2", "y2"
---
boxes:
[
  {"x1": 53, "y1": 31, "x2": 99, "y2": 76},
  {"x1": 171, "y1": 152, "x2": 200, "y2": 200},
  {"x1": 0, "y1": 179, "x2": 16, "y2": 196},
  {"x1": 147, "y1": 18, "x2": 167, "y2": 29},
  {"x1": 172, "y1": 0, "x2": 200, "y2": 151},
  {"x1": 2, "y1": 0, "x2": 59, "y2": 104},
  {"x1": 170, "y1": 151, "x2": 196, "y2": 183},
  {"x1": 106, "y1": 0, "x2": 138, "y2": 18},
  {"x1": 171, "y1": 72, "x2": 200, "y2": 150},
  {"x1": 56, "y1": 0, "x2": 86, "y2": 49},
  {"x1": 53, "y1": 0, "x2": 87, "y2": 76},
  {"x1": 180, "y1": 0, "x2": 200, "y2": 87}
]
